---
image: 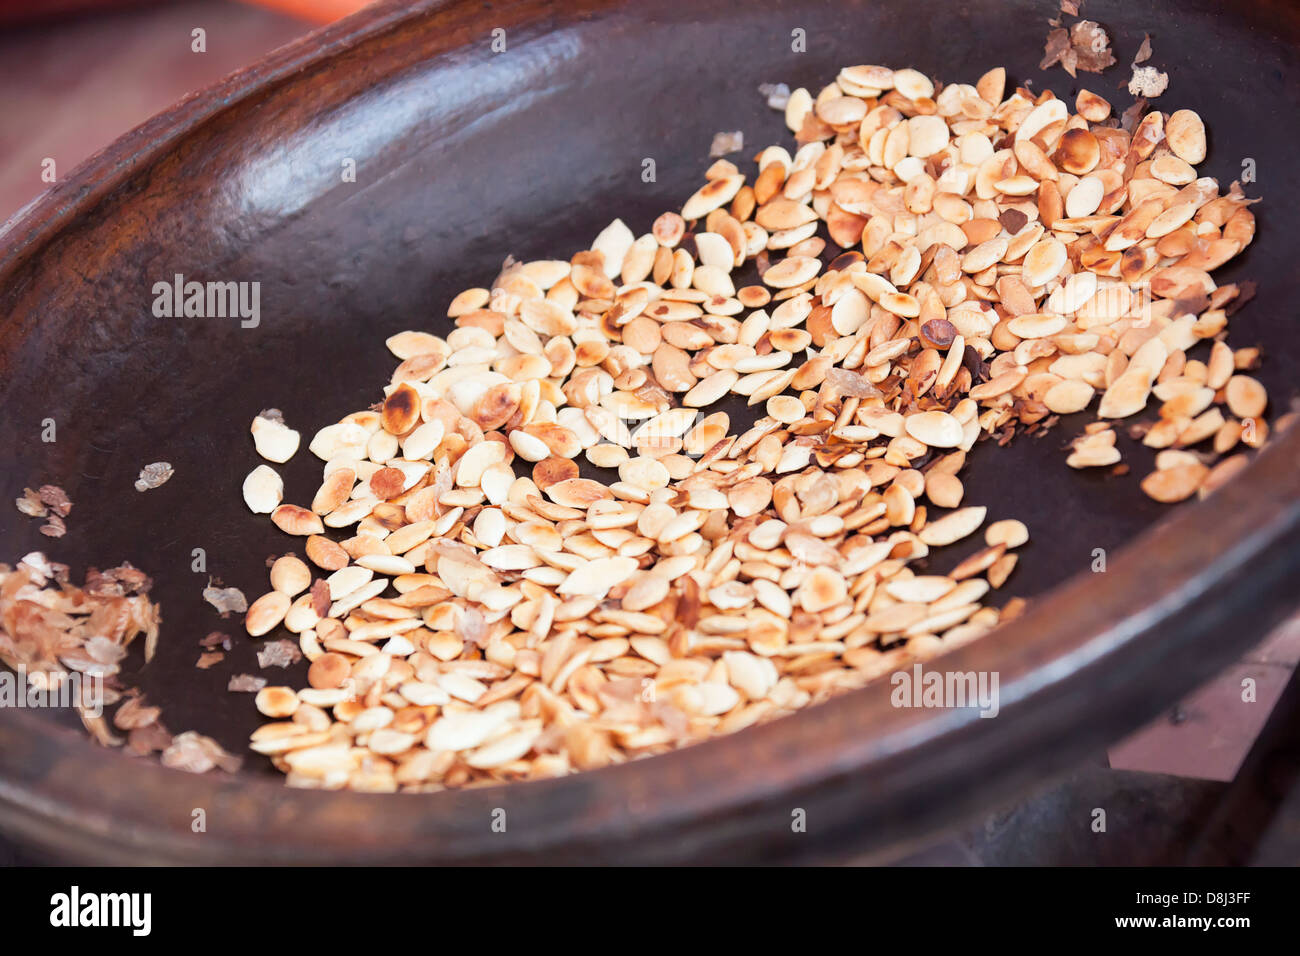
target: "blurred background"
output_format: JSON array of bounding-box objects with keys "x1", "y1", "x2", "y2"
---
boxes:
[
  {"x1": 0, "y1": 0, "x2": 365, "y2": 219},
  {"x1": 0, "y1": 0, "x2": 1297, "y2": 865}
]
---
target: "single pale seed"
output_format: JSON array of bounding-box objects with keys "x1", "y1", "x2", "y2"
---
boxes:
[
  {"x1": 270, "y1": 555, "x2": 312, "y2": 596},
  {"x1": 762, "y1": 256, "x2": 821, "y2": 289},
  {"x1": 1141, "y1": 463, "x2": 1209, "y2": 503},
  {"x1": 924, "y1": 472, "x2": 964, "y2": 509},
  {"x1": 985, "y1": 518, "x2": 1029, "y2": 549},
  {"x1": 251, "y1": 415, "x2": 301, "y2": 463},
  {"x1": 904, "y1": 411, "x2": 963, "y2": 448},
  {"x1": 243, "y1": 465, "x2": 283, "y2": 514},
  {"x1": 1224, "y1": 375, "x2": 1266, "y2": 419},
  {"x1": 310, "y1": 422, "x2": 369, "y2": 461},
  {"x1": 1044, "y1": 379, "x2": 1095, "y2": 415},
  {"x1": 683, "y1": 369, "x2": 739, "y2": 407},
  {"x1": 918, "y1": 506, "x2": 986, "y2": 546},
  {"x1": 246, "y1": 590, "x2": 291, "y2": 637},
  {"x1": 255, "y1": 686, "x2": 300, "y2": 718},
  {"x1": 797, "y1": 566, "x2": 847, "y2": 613},
  {"x1": 1165, "y1": 109, "x2": 1207, "y2": 164}
]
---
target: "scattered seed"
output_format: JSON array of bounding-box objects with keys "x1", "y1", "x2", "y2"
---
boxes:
[
  {"x1": 243, "y1": 465, "x2": 283, "y2": 514},
  {"x1": 133, "y1": 462, "x2": 174, "y2": 492},
  {"x1": 918, "y1": 507, "x2": 986, "y2": 547},
  {"x1": 1141, "y1": 463, "x2": 1209, "y2": 503},
  {"x1": 251, "y1": 414, "x2": 301, "y2": 463},
  {"x1": 985, "y1": 519, "x2": 1029, "y2": 549},
  {"x1": 1225, "y1": 375, "x2": 1267, "y2": 419},
  {"x1": 271, "y1": 504, "x2": 324, "y2": 536},
  {"x1": 905, "y1": 411, "x2": 963, "y2": 449},
  {"x1": 255, "y1": 686, "x2": 300, "y2": 718},
  {"x1": 203, "y1": 583, "x2": 248, "y2": 617},
  {"x1": 269, "y1": 555, "x2": 312, "y2": 597},
  {"x1": 246, "y1": 590, "x2": 291, "y2": 637}
]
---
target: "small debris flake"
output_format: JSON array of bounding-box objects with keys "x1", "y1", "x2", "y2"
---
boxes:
[
  {"x1": 200, "y1": 630, "x2": 232, "y2": 650},
  {"x1": 134, "y1": 461, "x2": 174, "y2": 492},
  {"x1": 1133, "y1": 33, "x2": 1153, "y2": 64},
  {"x1": 709, "y1": 130, "x2": 744, "y2": 158},
  {"x1": 758, "y1": 82, "x2": 790, "y2": 110},
  {"x1": 203, "y1": 583, "x2": 248, "y2": 617},
  {"x1": 227, "y1": 674, "x2": 267, "y2": 693},
  {"x1": 14, "y1": 487, "x2": 46, "y2": 518},
  {"x1": 39, "y1": 515, "x2": 67, "y2": 538},
  {"x1": 1042, "y1": 17, "x2": 1115, "y2": 77},
  {"x1": 161, "y1": 731, "x2": 242, "y2": 774},
  {"x1": 1128, "y1": 65, "x2": 1169, "y2": 98},
  {"x1": 257, "y1": 639, "x2": 302, "y2": 669},
  {"x1": 38, "y1": 485, "x2": 72, "y2": 516}
]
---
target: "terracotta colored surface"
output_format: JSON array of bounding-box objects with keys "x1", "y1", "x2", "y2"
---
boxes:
[
  {"x1": 1109, "y1": 621, "x2": 1300, "y2": 781},
  {"x1": 0, "y1": 0, "x2": 157, "y2": 26},
  {"x1": 0, "y1": 0, "x2": 306, "y2": 223},
  {"x1": 236, "y1": 0, "x2": 372, "y2": 24}
]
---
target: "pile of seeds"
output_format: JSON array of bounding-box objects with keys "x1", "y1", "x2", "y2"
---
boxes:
[{"x1": 239, "y1": 63, "x2": 1267, "y2": 791}]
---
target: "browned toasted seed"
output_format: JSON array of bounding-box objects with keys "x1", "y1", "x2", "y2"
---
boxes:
[
  {"x1": 246, "y1": 590, "x2": 291, "y2": 636},
  {"x1": 381, "y1": 383, "x2": 421, "y2": 435},
  {"x1": 1076, "y1": 89, "x2": 1111, "y2": 122},
  {"x1": 312, "y1": 467, "x2": 355, "y2": 514},
  {"x1": 533, "y1": 456, "x2": 579, "y2": 490},
  {"x1": 682, "y1": 175, "x2": 745, "y2": 221},
  {"x1": 305, "y1": 535, "x2": 349, "y2": 571},
  {"x1": 924, "y1": 471, "x2": 964, "y2": 508},
  {"x1": 255, "y1": 686, "x2": 299, "y2": 718},
  {"x1": 271, "y1": 504, "x2": 324, "y2": 536},
  {"x1": 1141, "y1": 463, "x2": 1209, "y2": 503},
  {"x1": 950, "y1": 543, "x2": 1005, "y2": 581},
  {"x1": 302, "y1": 657, "x2": 347, "y2": 695},
  {"x1": 987, "y1": 553, "x2": 1018, "y2": 588},
  {"x1": 370, "y1": 467, "x2": 407, "y2": 499},
  {"x1": 1054, "y1": 128, "x2": 1100, "y2": 175},
  {"x1": 1224, "y1": 375, "x2": 1267, "y2": 419},
  {"x1": 269, "y1": 555, "x2": 312, "y2": 596}
]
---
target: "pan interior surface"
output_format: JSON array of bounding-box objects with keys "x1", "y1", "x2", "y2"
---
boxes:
[{"x1": 0, "y1": 0, "x2": 1298, "y2": 863}]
